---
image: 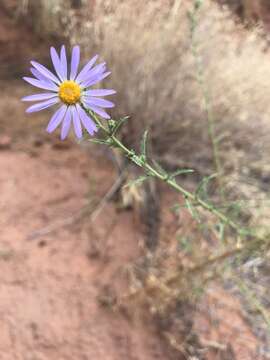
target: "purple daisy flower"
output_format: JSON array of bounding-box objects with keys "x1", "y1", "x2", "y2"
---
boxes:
[{"x1": 22, "y1": 45, "x2": 116, "y2": 140}]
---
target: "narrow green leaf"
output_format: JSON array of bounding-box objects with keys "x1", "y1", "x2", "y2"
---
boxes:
[
  {"x1": 124, "y1": 175, "x2": 149, "y2": 189},
  {"x1": 170, "y1": 169, "x2": 194, "y2": 178},
  {"x1": 185, "y1": 198, "x2": 200, "y2": 222},
  {"x1": 88, "y1": 138, "x2": 110, "y2": 145},
  {"x1": 195, "y1": 173, "x2": 217, "y2": 199},
  {"x1": 217, "y1": 222, "x2": 225, "y2": 243},
  {"x1": 140, "y1": 130, "x2": 149, "y2": 160},
  {"x1": 112, "y1": 116, "x2": 130, "y2": 135},
  {"x1": 215, "y1": 132, "x2": 228, "y2": 144},
  {"x1": 108, "y1": 119, "x2": 116, "y2": 132}
]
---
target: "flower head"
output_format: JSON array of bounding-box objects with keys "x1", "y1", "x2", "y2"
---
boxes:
[{"x1": 22, "y1": 45, "x2": 116, "y2": 140}]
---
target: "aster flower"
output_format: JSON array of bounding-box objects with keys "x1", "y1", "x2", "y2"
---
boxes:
[{"x1": 22, "y1": 45, "x2": 116, "y2": 140}]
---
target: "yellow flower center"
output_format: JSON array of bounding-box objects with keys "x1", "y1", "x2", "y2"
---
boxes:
[{"x1": 58, "y1": 81, "x2": 81, "y2": 105}]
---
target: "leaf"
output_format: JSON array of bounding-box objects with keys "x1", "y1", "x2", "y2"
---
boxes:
[
  {"x1": 128, "y1": 153, "x2": 145, "y2": 167},
  {"x1": 195, "y1": 173, "x2": 217, "y2": 199},
  {"x1": 112, "y1": 116, "x2": 130, "y2": 135},
  {"x1": 88, "y1": 138, "x2": 111, "y2": 145},
  {"x1": 185, "y1": 198, "x2": 200, "y2": 222},
  {"x1": 140, "y1": 130, "x2": 149, "y2": 160},
  {"x1": 215, "y1": 132, "x2": 229, "y2": 144},
  {"x1": 170, "y1": 169, "x2": 194, "y2": 178},
  {"x1": 123, "y1": 175, "x2": 149, "y2": 189},
  {"x1": 216, "y1": 222, "x2": 225, "y2": 243},
  {"x1": 108, "y1": 119, "x2": 116, "y2": 131}
]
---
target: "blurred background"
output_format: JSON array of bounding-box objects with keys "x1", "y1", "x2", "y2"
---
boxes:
[{"x1": 0, "y1": 0, "x2": 270, "y2": 359}]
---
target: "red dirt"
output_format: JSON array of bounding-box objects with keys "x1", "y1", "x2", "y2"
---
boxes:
[
  {"x1": 0, "y1": 136, "x2": 173, "y2": 359},
  {"x1": 195, "y1": 286, "x2": 262, "y2": 359},
  {"x1": 0, "y1": 71, "x2": 172, "y2": 358}
]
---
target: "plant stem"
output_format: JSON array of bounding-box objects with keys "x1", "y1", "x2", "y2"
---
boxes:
[{"x1": 82, "y1": 105, "x2": 246, "y2": 236}]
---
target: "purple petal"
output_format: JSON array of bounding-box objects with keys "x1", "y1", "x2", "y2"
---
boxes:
[
  {"x1": 75, "y1": 55, "x2": 98, "y2": 84},
  {"x1": 82, "y1": 101, "x2": 110, "y2": 119},
  {"x1": 50, "y1": 47, "x2": 64, "y2": 81},
  {"x1": 47, "y1": 105, "x2": 67, "y2": 133},
  {"x1": 61, "y1": 108, "x2": 72, "y2": 140},
  {"x1": 83, "y1": 71, "x2": 111, "y2": 88},
  {"x1": 26, "y1": 97, "x2": 59, "y2": 113},
  {"x1": 71, "y1": 105, "x2": 82, "y2": 139},
  {"x1": 80, "y1": 63, "x2": 106, "y2": 86},
  {"x1": 85, "y1": 62, "x2": 106, "y2": 76},
  {"x1": 60, "y1": 45, "x2": 68, "y2": 80},
  {"x1": 83, "y1": 97, "x2": 114, "y2": 108},
  {"x1": 22, "y1": 93, "x2": 58, "y2": 102},
  {"x1": 30, "y1": 67, "x2": 49, "y2": 82},
  {"x1": 84, "y1": 89, "x2": 116, "y2": 97},
  {"x1": 31, "y1": 60, "x2": 60, "y2": 84},
  {"x1": 23, "y1": 77, "x2": 59, "y2": 92},
  {"x1": 70, "y1": 46, "x2": 80, "y2": 80},
  {"x1": 76, "y1": 104, "x2": 97, "y2": 135}
]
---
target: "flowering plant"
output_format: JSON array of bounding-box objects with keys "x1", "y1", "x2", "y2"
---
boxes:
[{"x1": 23, "y1": 45, "x2": 115, "y2": 140}]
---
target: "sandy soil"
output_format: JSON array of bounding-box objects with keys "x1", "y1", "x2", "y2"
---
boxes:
[
  {"x1": 0, "y1": 70, "x2": 172, "y2": 359},
  {"x1": 0, "y1": 134, "x2": 175, "y2": 360}
]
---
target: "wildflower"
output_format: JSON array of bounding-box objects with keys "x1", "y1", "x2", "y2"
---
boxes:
[{"x1": 22, "y1": 46, "x2": 116, "y2": 140}]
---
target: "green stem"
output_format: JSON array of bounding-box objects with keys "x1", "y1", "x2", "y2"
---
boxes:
[{"x1": 82, "y1": 104, "x2": 245, "y2": 236}]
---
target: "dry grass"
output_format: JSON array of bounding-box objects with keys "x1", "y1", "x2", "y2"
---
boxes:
[
  {"x1": 40, "y1": 0, "x2": 270, "y2": 223},
  {"x1": 17, "y1": 0, "x2": 270, "y2": 181}
]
